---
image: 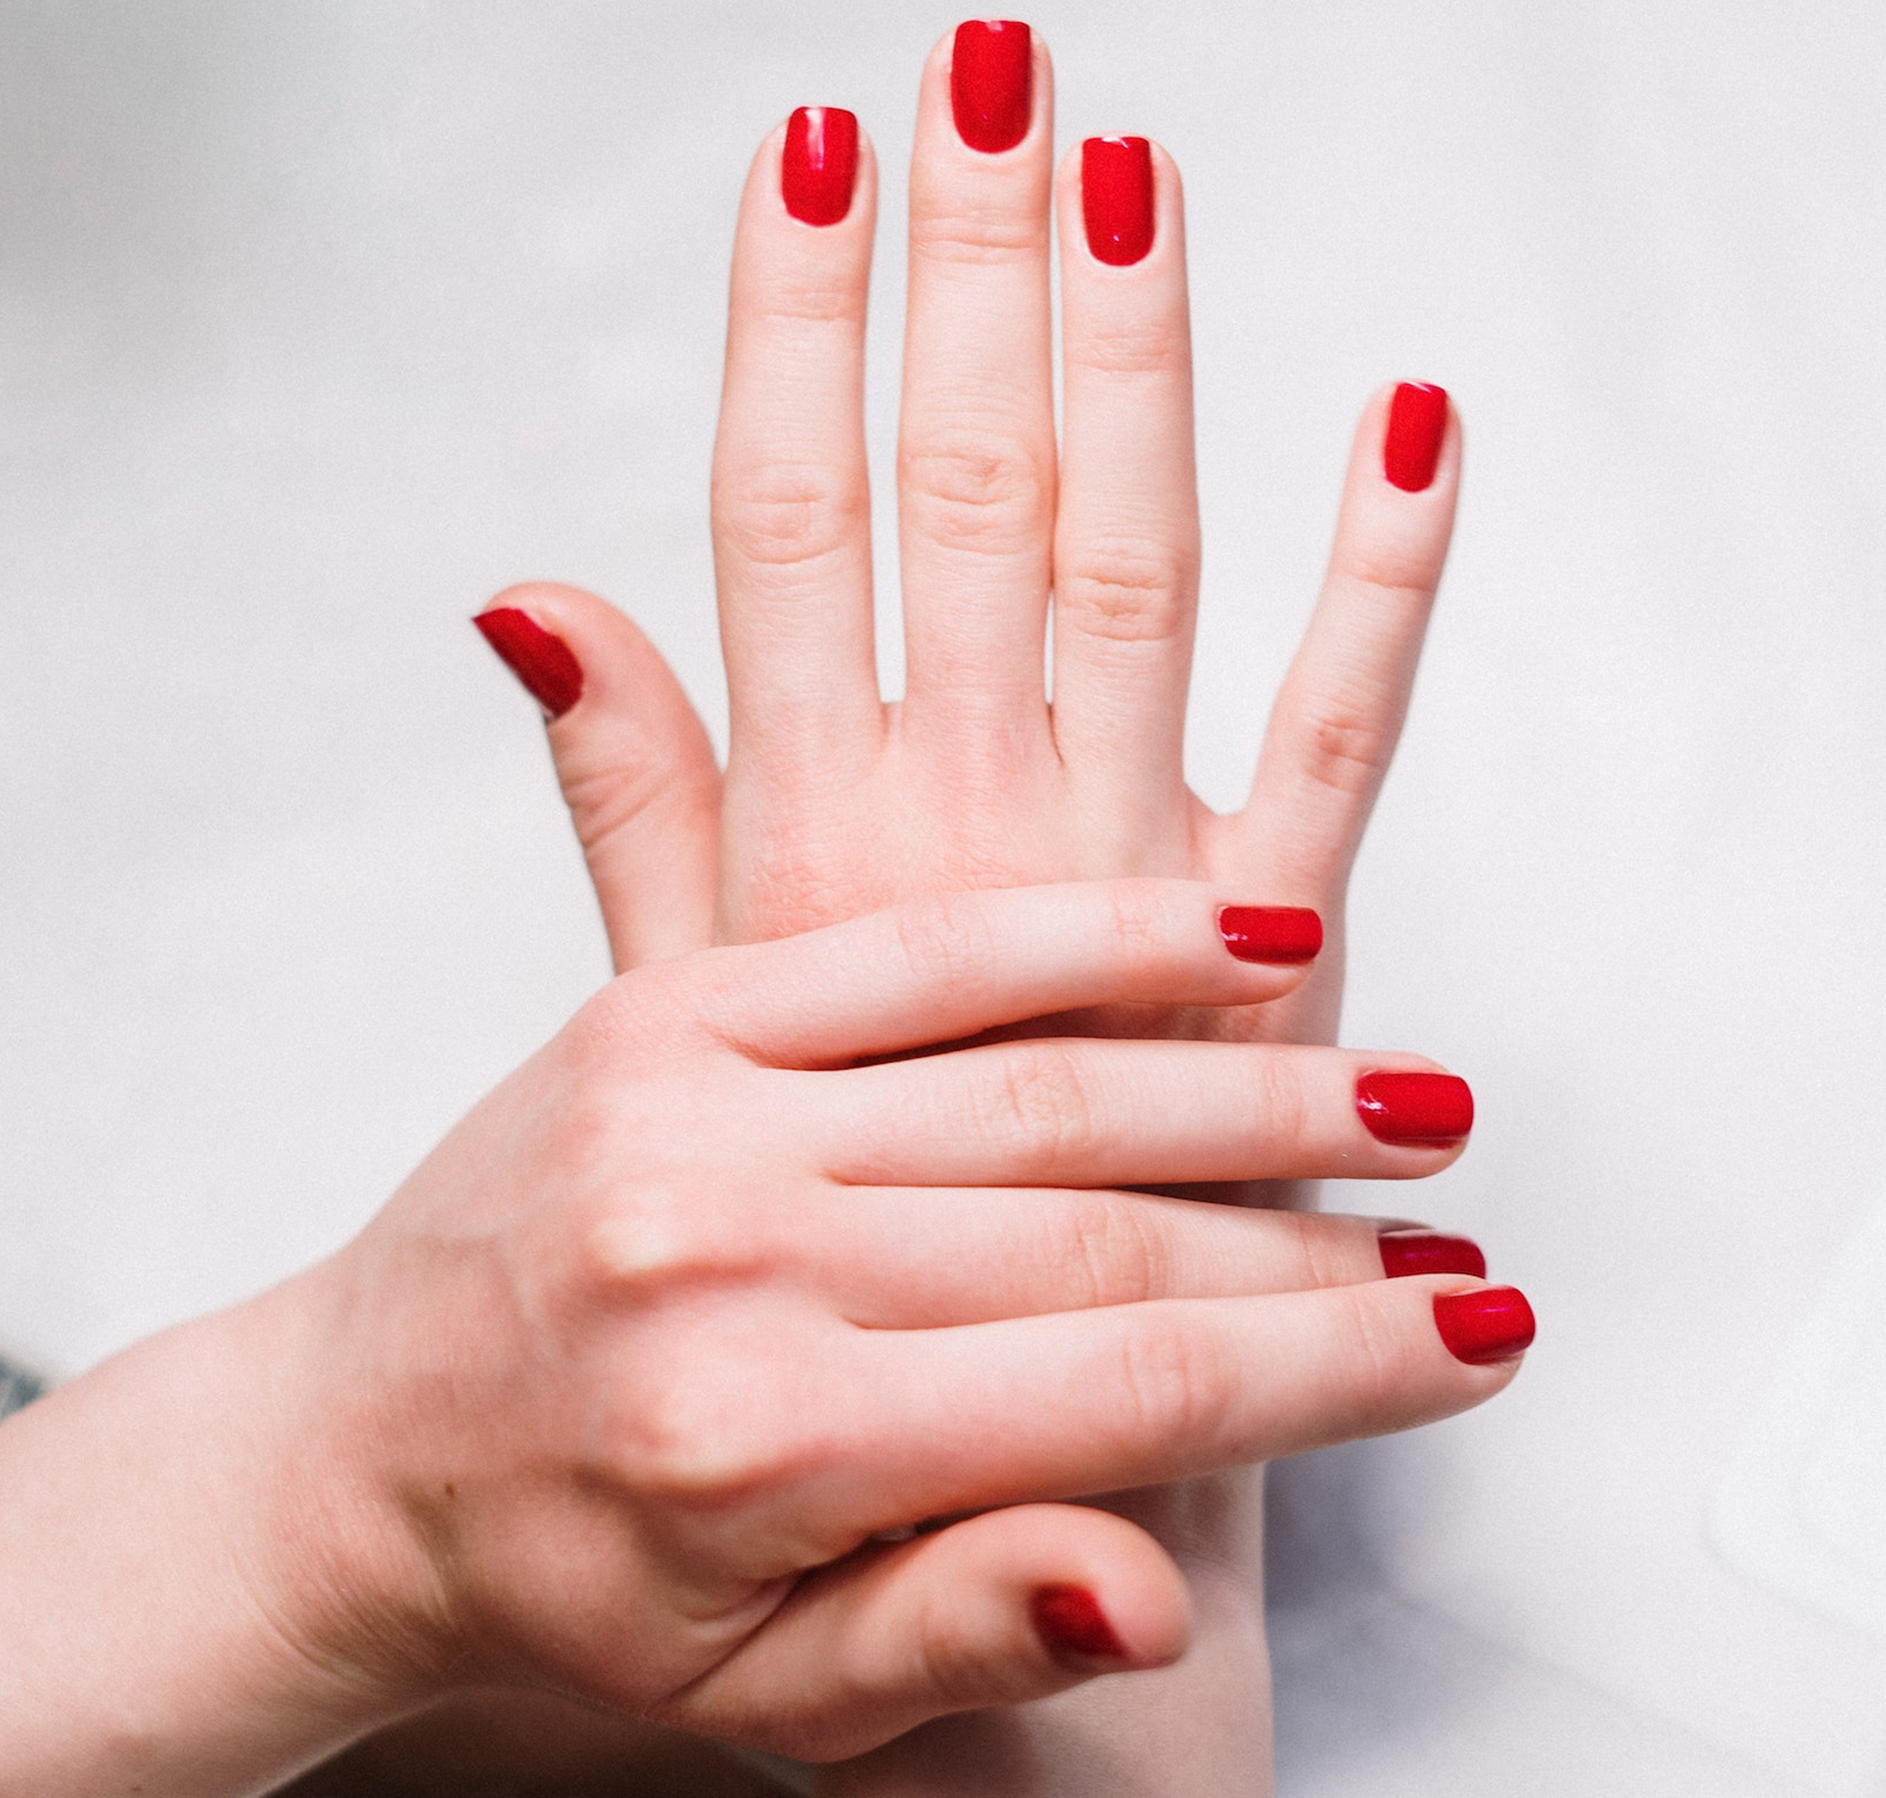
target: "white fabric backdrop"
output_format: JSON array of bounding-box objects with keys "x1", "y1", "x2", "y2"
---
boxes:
[{"x1": 4, "y1": 1, "x2": 1884, "y2": 1790}]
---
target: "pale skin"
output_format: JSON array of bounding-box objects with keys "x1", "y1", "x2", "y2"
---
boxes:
[
  {"x1": 447, "y1": 24, "x2": 1466, "y2": 1796},
  {"x1": 0, "y1": 881, "x2": 1514, "y2": 1795}
]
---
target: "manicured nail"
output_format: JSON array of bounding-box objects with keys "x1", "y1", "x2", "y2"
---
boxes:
[
  {"x1": 1355, "y1": 1071, "x2": 1474, "y2": 1146},
  {"x1": 1433, "y1": 1285, "x2": 1535, "y2": 1364},
  {"x1": 1082, "y1": 136, "x2": 1154, "y2": 266},
  {"x1": 1383, "y1": 382, "x2": 1448, "y2": 491},
  {"x1": 473, "y1": 609, "x2": 583, "y2": 718},
  {"x1": 1030, "y1": 1585, "x2": 1131, "y2": 1664},
  {"x1": 1379, "y1": 1229, "x2": 1487, "y2": 1281},
  {"x1": 1217, "y1": 906, "x2": 1323, "y2": 965},
  {"x1": 951, "y1": 20, "x2": 1032, "y2": 153},
  {"x1": 782, "y1": 106, "x2": 858, "y2": 226}
]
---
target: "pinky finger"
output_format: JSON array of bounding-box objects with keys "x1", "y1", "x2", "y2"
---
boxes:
[
  {"x1": 1226, "y1": 382, "x2": 1460, "y2": 898},
  {"x1": 665, "y1": 1505, "x2": 1187, "y2": 1763},
  {"x1": 475, "y1": 582, "x2": 721, "y2": 971}
]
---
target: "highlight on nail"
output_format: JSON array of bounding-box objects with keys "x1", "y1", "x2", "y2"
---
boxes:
[
  {"x1": 951, "y1": 20, "x2": 1033, "y2": 153},
  {"x1": 472, "y1": 608, "x2": 584, "y2": 719},
  {"x1": 1383, "y1": 381, "x2": 1448, "y2": 492},
  {"x1": 1081, "y1": 135, "x2": 1155, "y2": 266},
  {"x1": 782, "y1": 106, "x2": 859, "y2": 226}
]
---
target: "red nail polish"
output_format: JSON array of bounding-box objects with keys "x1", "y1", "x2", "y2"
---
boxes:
[
  {"x1": 1030, "y1": 1585, "x2": 1130, "y2": 1663},
  {"x1": 951, "y1": 21, "x2": 1032, "y2": 153},
  {"x1": 1383, "y1": 382, "x2": 1448, "y2": 491},
  {"x1": 782, "y1": 107, "x2": 858, "y2": 226},
  {"x1": 1433, "y1": 1285, "x2": 1535, "y2": 1364},
  {"x1": 1379, "y1": 1229, "x2": 1487, "y2": 1281},
  {"x1": 1081, "y1": 137, "x2": 1154, "y2": 266},
  {"x1": 473, "y1": 609, "x2": 583, "y2": 718},
  {"x1": 1217, "y1": 906, "x2": 1323, "y2": 965},
  {"x1": 1355, "y1": 1071, "x2": 1474, "y2": 1146}
]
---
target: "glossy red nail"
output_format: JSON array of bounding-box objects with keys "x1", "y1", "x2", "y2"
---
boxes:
[
  {"x1": 951, "y1": 20, "x2": 1032, "y2": 153},
  {"x1": 1433, "y1": 1285, "x2": 1535, "y2": 1364},
  {"x1": 1217, "y1": 906, "x2": 1323, "y2": 965},
  {"x1": 782, "y1": 106, "x2": 858, "y2": 226},
  {"x1": 1082, "y1": 136, "x2": 1154, "y2": 266},
  {"x1": 1383, "y1": 382, "x2": 1448, "y2": 491},
  {"x1": 1355, "y1": 1071, "x2": 1474, "y2": 1146},
  {"x1": 473, "y1": 609, "x2": 583, "y2": 718},
  {"x1": 1030, "y1": 1585, "x2": 1130, "y2": 1663},
  {"x1": 1379, "y1": 1229, "x2": 1487, "y2": 1281}
]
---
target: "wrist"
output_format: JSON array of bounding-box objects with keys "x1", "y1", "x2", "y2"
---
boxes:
[{"x1": 0, "y1": 1273, "x2": 426, "y2": 1794}]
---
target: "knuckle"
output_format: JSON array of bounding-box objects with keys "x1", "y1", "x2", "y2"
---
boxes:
[
  {"x1": 1317, "y1": 1286, "x2": 1413, "y2": 1439},
  {"x1": 898, "y1": 429, "x2": 1053, "y2": 552},
  {"x1": 1071, "y1": 1194, "x2": 1171, "y2": 1306},
  {"x1": 1066, "y1": 316, "x2": 1190, "y2": 381},
  {"x1": 1112, "y1": 1312, "x2": 1232, "y2": 1456},
  {"x1": 910, "y1": 204, "x2": 1047, "y2": 265},
  {"x1": 914, "y1": 1595, "x2": 1044, "y2": 1709},
  {"x1": 620, "y1": 1367, "x2": 794, "y2": 1508},
  {"x1": 1283, "y1": 683, "x2": 1398, "y2": 800},
  {"x1": 892, "y1": 891, "x2": 1001, "y2": 996},
  {"x1": 711, "y1": 456, "x2": 866, "y2": 575},
  {"x1": 984, "y1": 1042, "x2": 1099, "y2": 1175},
  {"x1": 580, "y1": 1185, "x2": 742, "y2": 1297},
  {"x1": 1250, "y1": 1053, "x2": 1311, "y2": 1157},
  {"x1": 1056, "y1": 537, "x2": 1197, "y2": 645}
]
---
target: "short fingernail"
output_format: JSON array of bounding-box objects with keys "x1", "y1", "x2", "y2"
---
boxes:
[
  {"x1": 1030, "y1": 1584, "x2": 1132, "y2": 1665},
  {"x1": 473, "y1": 609, "x2": 583, "y2": 718},
  {"x1": 1434, "y1": 1285, "x2": 1535, "y2": 1364},
  {"x1": 1383, "y1": 381, "x2": 1448, "y2": 491},
  {"x1": 951, "y1": 20, "x2": 1032, "y2": 153},
  {"x1": 783, "y1": 106, "x2": 858, "y2": 226},
  {"x1": 1082, "y1": 136, "x2": 1155, "y2": 266},
  {"x1": 1379, "y1": 1228, "x2": 1487, "y2": 1280},
  {"x1": 1355, "y1": 1071, "x2": 1474, "y2": 1146},
  {"x1": 1217, "y1": 905, "x2": 1323, "y2": 965}
]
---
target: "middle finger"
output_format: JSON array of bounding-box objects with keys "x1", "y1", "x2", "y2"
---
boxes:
[{"x1": 897, "y1": 23, "x2": 1058, "y2": 749}]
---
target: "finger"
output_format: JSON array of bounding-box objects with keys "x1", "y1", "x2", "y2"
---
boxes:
[
  {"x1": 669, "y1": 878, "x2": 1322, "y2": 1066},
  {"x1": 666, "y1": 1505, "x2": 1187, "y2": 1762},
  {"x1": 769, "y1": 1193, "x2": 1480, "y2": 1328},
  {"x1": 712, "y1": 112, "x2": 883, "y2": 789},
  {"x1": 1226, "y1": 382, "x2": 1461, "y2": 899},
  {"x1": 897, "y1": 25, "x2": 1058, "y2": 744},
  {"x1": 821, "y1": 1043, "x2": 1471, "y2": 1188},
  {"x1": 836, "y1": 1277, "x2": 1532, "y2": 1531},
  {"x1": 1050, "y1": 138, "x2": 1201, "y2": 848},
  {"x1": 474, "y1": 585, "x2": 719, "y2": 970}
]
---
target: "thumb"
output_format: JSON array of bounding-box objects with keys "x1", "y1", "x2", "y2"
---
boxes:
[
  {"x1": 666, "y1": 1506, "x2": 1191, "y2": 1763},
  {"x1": 474, "y1": 583, "x2": 720, "y2": 970}
]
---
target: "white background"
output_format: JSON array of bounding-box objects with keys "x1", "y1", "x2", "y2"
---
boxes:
[{"x1": 4, "y1": 2, "x2": 1885, "y2": 1791}]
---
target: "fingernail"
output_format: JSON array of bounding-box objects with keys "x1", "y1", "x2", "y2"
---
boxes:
[
  {"x1": 473, "y1": 609, "x2": 583, "y2": 718},
  {"x1": 782, "y1": 106, "x2": 858, "y2": 226},
  {"x1": 1030, "y1": 1585, "x2": 1131, "y2": 1664},
  {"x1": 951, "y1": 20, "x2": 1032, "y2": 153},
  {"x1": 1217, "y1": 905, "x2": 1323, "y2": 965},
  {"x1": 1082, "y1": 136, "x2": 1154, "y2": 266},
  {"x1": 1379, "y1": 1229, "x2": 1487, "y2": 1281},
  {"x1": 1355, "y1": 1071, "x2": 1474, "y2": 1146},
  {"x1": 1383, "y1": 381, "x2": 1448, "y2": 491},
  {"x1": 1433, "y1": 1285, "x2": 1535, "y2": 1364}
]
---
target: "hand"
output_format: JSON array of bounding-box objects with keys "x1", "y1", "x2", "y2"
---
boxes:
[
  {"x1": 469, "y1": 22, "x2": 1463, "y2": 1793},
  {"x1": 0, "y1": 881, "x2": 1524, "y2": 1795}
]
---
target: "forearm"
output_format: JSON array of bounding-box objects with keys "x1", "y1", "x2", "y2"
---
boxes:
[
  {"x1": 818, "y1": 1471, "x2": 1273, "y2": 1798},
  {"x1": 0, "y1": 1282, "x2": 412, "y2": 1797}
]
